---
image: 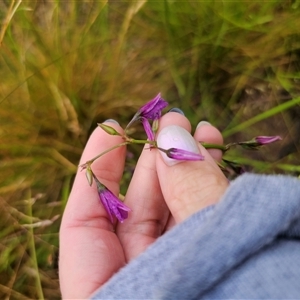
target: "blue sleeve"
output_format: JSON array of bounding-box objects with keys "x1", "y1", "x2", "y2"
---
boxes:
[{"x1": 90, "y1": 173, "x2": 300, "y2": 299}]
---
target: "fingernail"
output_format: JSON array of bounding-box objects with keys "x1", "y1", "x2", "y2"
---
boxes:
[
  {"x1": 196, "y1": 120, "x2": 211, "y2": 129},
  {"x1": 157, "y1": 125, "x2": 200, "y2": 166},
  {"x1": 103, "y1": 119, "x2": 120, "y2": 125},
  {"x1": 168, "y1": 108, "x2": 185, "y2": 116}
]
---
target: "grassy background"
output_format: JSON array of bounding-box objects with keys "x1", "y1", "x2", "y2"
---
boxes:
[{"x1": 1, "y1": 1, "x2": 300, "y2": 299}]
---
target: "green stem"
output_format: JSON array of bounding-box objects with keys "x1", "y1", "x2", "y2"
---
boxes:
[
  {"x1": 26, "y1": 191, "x2": 44, "y2": 300},
  {"x1": 201, "y1": 142, "x2": 226, "y2": 151},
  {"x1": 82, "y1": 141, "x2": 129, "y2": 167},
  {"x1": 127, "y1": 138, "x2": 157, "y2": 147},
  {"x1": 80, "y1": 138, "x2": 157, "y2": 169},
  {"x1": 201, "y1": 142, "x2": 238, "y2": 152}
]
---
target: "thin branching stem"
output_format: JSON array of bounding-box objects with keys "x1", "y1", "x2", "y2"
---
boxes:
[
  {"x1": 201, "y1": 142, "x2": 239, "y2": 152},
  {"x1": 81, "y1": 141, "x2": 129, "y2": 167}
]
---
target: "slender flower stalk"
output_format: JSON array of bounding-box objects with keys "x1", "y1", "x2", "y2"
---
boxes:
[
  {"x1": 93, "y1": 175, "x2": 131, "y2": 223},
  {"x1": 201, "y1": 142, "x2": 229, "y2": 152},
  {"x1": 80, "y1": 141, "x2": 129, "y2": 170}
]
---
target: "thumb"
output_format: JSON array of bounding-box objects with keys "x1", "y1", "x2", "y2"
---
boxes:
[{"x1": 156, "y1": 124, "x2": 228, "y2": 223}]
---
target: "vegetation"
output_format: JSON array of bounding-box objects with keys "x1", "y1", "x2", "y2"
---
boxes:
[{"x1": 1, "y1": 1, "x2": 300, "y2": 298}]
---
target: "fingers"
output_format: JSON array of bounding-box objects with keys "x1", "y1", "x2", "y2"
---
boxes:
[
  {"x1": 116, "y1": 144, "x2": 169, "y2": 261},
  {"x1": 59, "y1": 122, "x2": 127, "y2": 299},
  {"x1": 117, "y1": 112, "x2": 191, "y2": 261},
  {"x1": 194, "y1": 121, "x2": 223, "y2": 162},
  {"x1": 156, "y1": 114, "x2": 228, "y2": 223},
  {"x1": 62, "y1": 121, "x2": 127, "y2": 227}
]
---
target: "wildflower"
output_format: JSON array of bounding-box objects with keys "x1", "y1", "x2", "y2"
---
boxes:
[
  {"x1": 94, "y1": 177, "x2": 130, "y2": 223},
  {"x1": 126, "y1": 93, "x2": 168, "y2": 140},
  {"x1": 138, "y1": 93, "x2": 168, "y2": 120},
  {"x1": 239, "y1": 135, "x2": 282, "y2": 149},
  {"x1": 158, "y1": 147, "x2": 205, "y2": 161},
  {"x1": 141, "y1": 117, "x2": 155, "y2": 141},
  {"x1": 254, "y1": 136, "x2": 282, "y2": 145}
]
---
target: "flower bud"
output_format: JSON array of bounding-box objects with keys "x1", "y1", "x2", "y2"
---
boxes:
[
  {"x1": 254, "y1": 136, "x2": 282, "y2": 145},
  {"x1": 239, "y1": 135, "x2": 282, "y2": 149},
  {"x1": 97, "y1": 123, "x2": 121, "y2": 136},
  {"x1": 85, "y1": 166, "x2": 93, "y2": 186},
  {"x1": 165, "y1": 147, "x2": 205, "y2": 161},
  {"x1": 152, "y1": 119, "x2": 159, "y2": 134}
]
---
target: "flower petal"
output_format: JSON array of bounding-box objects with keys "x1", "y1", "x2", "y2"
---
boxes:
[
  {"x1": 139, "y1": 93, "x2": 168, "y2": 120},
  {"x1": 125, "y1": 94, "x2": 168, "y2": 135},
  {"x1": 98, "y1": 189, "x2": 114, "y2": 223},
  {"x1": 255, "y1": 135, "x2": 282, "y2": 145},
  {"x1": 141, "y1": 118, "x2": 155, "y2": 141},
  {"x1": 166, "y1": 148, "x2": 205, "y2": 161},
  {"x1": 97, "y1": 182, "x2": 131, "y2": 223}
]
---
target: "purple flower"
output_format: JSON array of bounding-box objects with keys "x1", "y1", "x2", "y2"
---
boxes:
[
  {"x1": 239, "y1": 135, "x2": 282, "y2": 149},
  {"x1": 95, "y1": 179, "x2": 130, "y2": 223},
  {"x1": 138, "y1": 93, "x2": 168, "y2": 120},
  {"x1": 126, "y1": 93, "x2": 168, "y2": 140},
  {"x1": 254, "y1": 136, "x2": 282, "y2": 145},
  {"x1": 141, "y1": 117, "x2": 155, "y2": 141},
  {"x1": 161, "y1": 147, "x2": 205, "y2": 161}
]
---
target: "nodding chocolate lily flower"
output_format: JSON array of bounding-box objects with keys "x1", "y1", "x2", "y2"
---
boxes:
[
  {"x1": 94, "y1": 176, "x2": 130, "y2": 223},
  {"x1": 126, "y1": 93, "x2": 168, "y2": 140},
  {"x1": 158, "y1": 147, "x2": 205, "y2": 161}
]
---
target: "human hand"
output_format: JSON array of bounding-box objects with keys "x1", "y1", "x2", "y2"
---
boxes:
[{"x1": 59, "y1": 111, "x2": 228, "y2": 299}]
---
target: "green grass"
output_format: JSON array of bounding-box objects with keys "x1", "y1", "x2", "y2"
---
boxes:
[{"x1": 1, "y1": 1, "x2": 300, "y2": 298}]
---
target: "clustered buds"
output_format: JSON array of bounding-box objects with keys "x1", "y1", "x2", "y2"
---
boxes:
[{"x1": 82, "y1": 93, "x2": 282, "y2": 224}]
